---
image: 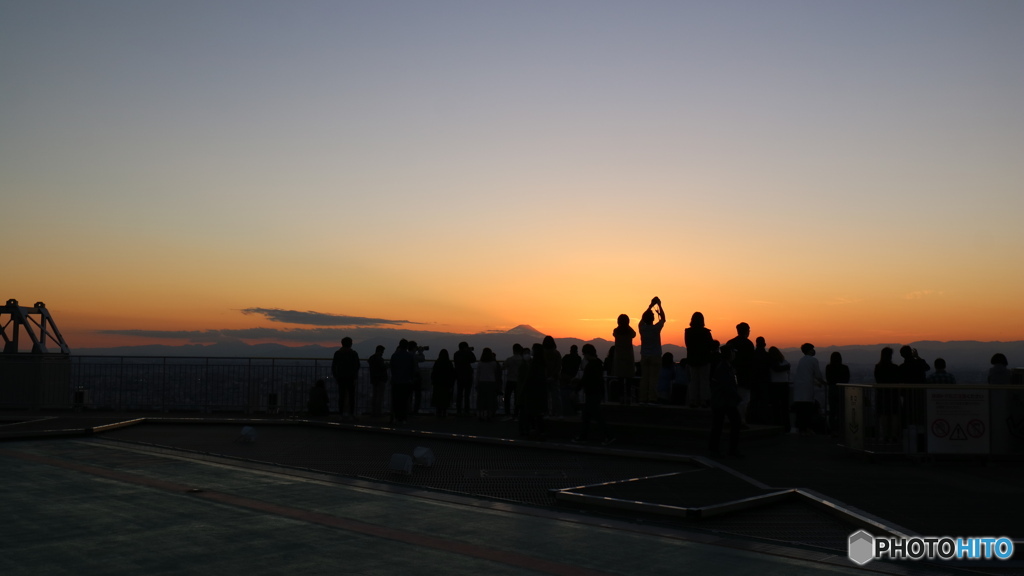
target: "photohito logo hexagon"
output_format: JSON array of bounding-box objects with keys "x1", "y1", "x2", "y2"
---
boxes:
[{"x1": 848, "y1": 530, "x2": 875, "y2": 565}]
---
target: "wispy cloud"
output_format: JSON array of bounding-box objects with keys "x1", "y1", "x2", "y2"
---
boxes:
[{"x1": 239, "y1": 307, "x2": 420, "y2": 327}]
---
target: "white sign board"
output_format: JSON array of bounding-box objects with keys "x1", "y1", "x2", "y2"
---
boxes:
[{"x1": 926, "y1": 389, "x2": 989, "y2": 454}]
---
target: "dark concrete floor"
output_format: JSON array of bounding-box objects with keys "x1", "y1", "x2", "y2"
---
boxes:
[{"x1": 1, "y1": 409, "x2": 1021, "y2": 575}]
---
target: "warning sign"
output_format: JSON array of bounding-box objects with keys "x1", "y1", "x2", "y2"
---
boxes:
[
  {"x1": 926, "y1": 389, "x2": 989, "y2": 454},
  {"x1": 931, "y1": 419, "x2": 950, "y2": 438}
]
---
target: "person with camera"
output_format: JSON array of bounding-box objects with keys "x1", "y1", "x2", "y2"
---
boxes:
[{"x1": 638, "y1": 297, "x2": 666, "y2": 404}]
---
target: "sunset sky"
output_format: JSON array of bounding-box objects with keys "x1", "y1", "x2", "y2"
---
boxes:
[{"x1": 3, "y1": 1, "x2": 1022, "y2": 351}]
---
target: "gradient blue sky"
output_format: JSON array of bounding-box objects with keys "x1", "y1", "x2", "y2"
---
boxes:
[{"x1": 2, "y1": 1, "x2": 1022, "y2": 349}]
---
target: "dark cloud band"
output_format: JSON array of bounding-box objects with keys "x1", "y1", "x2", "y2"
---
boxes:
[{"x1": 239, "y1": 308, "x2": 418, "y2": 327}]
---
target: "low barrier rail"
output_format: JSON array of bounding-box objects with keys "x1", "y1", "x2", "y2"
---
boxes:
[
  {"x1": 6, "y1": 355, "x2": 614, "y2": 416},
  {"x1": 62, "y1": 356, "x2": 441, "y2": 415},
  {"x1": 838, "y1": 383, "x2": 1024, "y2": 456}
]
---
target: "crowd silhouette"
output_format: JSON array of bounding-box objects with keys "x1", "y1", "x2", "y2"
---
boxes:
[{"x1": 322, "y1": 298, "x2": 1016, "y2": 456}]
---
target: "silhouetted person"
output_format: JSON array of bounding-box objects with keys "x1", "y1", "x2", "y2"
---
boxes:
[
  {"x1": 503, "y1": 344, "x2": 524, "y2": 419},
  {"x1": 792, "y1": 343, "x2": 825, "y2": 435},
  {"x1": 638, "y1": 297, "x2": 666, "y2": 404},
  {"x1": 430, "y1": 349, "x2": 456, "y2": 418},
  {"x1": 927, "y1": 358, "x2": 956, "y2": 384},
  {"x1": 367, "y1": 345, "x2": 388, "y2": 416},
  {"x1": 874, "y1": 347, "x2": 901, "y2": 443},
  {"x1": 559, "y1": 344, "x2": 582, "y2": 417},
  {"x1": 709, "y1": 345, "x2": 742, "y2": 457},
  {"x1": 331, "y1": 337, "x2": 360, "y2": 419},
  {"x1": 672, "y1": 357, "x2": 690, "y2": 405},
  {"x1": 685, "y1": 312, "x2": 714, "y2": 408},
  {"x1": 389, "y1": 340, "x2": 415, "y2": 425},
  {"x1": 308, "y1": 379, "x2": 330, "y2": 417},
  {"x1": 875, "y1": 347, "x2": 900, "y2": 383},
  {"x1": 898, "y1": 345, "x2": 929, "y2": 429},
  {"x1": 453, "y1": 341, "x2": 477, "y2": 416},
  {"x1": 409, "y1": 340, "x2": 424, "y2": 415},
  {"x1": 542, "y1": 335, "x2": 562, "y2": 417},
  {"x1": 612, "y1": 314, "x2": 636, "y2": 404},
  {"x1": 825, "y1": 351, "x2": 850, "y2": 436},
  {"x1": 573, "y1": 344, "x2": 614, "y2": 444},
  {"x1": 988, "y1": 353, "x2": 1011, "y2": 384},
  {"x1": 603, "y1": 345, "x2": 616, "y2": 378},
  {"x1": 767, "y1": 346, "x2": 791, "y2": 429},
  {"x1": 520, "y1": 343, "x2": 548, "y2": 438},
  {"x1": 748, "y1": 336, "x2": 771, "y2": 424},
  {"x1": 474, "y1": 347, "x2": 501, "y2": 421},
  {"x1": 657, "y1": 352, "x2": 682, "y2": 403},
  {"x1": 726, "y1": 322, "x2": 755, "y2": 424},
  {"x1": 898, "y1": 345, "x2": 930, "y2": 384},
  {"x1": 517, "y1": 344, "x2": 533, "y2": 420}
]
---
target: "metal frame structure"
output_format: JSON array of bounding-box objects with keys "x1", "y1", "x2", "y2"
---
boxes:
[{"x1": 1, "y1": 299, "x2": 70, "y2": 354}]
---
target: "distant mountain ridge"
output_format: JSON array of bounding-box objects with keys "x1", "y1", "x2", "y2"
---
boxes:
[
  {"x1": 504, "y1": 324, "x2": 545, "y2": 337},
  {"x1": 72, "y1": 327, "x2": 1023, "y2": 384}
]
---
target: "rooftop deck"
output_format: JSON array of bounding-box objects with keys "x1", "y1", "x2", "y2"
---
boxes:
[{"x1": 2, "y1": 407, "x2": 1021, "y2": 575}]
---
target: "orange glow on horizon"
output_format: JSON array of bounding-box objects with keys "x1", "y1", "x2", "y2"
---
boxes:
[{"x1": 54, "y1": 289, "x2": 1024, "y2": 352}]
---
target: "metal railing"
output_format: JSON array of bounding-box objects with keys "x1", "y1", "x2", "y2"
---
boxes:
[{"x1": 68, "y1": 356, "x2": 439, "y2": 415}]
